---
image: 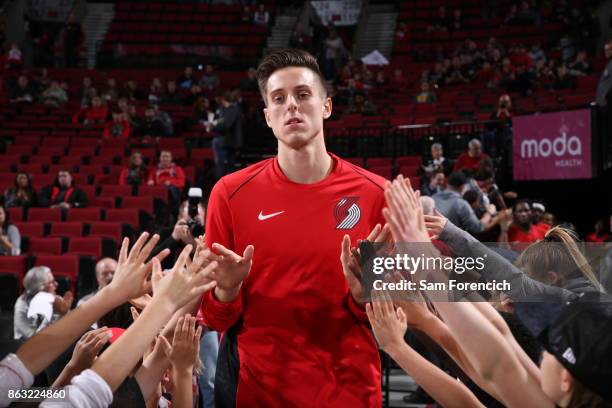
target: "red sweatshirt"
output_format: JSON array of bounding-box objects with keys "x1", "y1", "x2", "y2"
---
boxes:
[
  {"x1": 200, "y1": 154, "x2": 385, "y2": 407},
  {"x1": 453, "y1": 152, "x2": 489, "y2": 173},
  {"x1": 148, "y1": 163, "x2": 185, "y2": 188}
]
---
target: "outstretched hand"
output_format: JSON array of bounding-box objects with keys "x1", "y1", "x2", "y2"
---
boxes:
[
  {"x1": 383, "y1": 176, "x2": 430, "y2": 244},
  {"x1": 207, "y1": 243, "x2": 254, "y2": 302},
  {"x1": 366, "y1": 290, "x2": 407, "y2": 351},
  {"x1": 341, "y1": 223, "x2": 391, "y2": 306},
  {"x1": 423, "y1": 208, "x2": 448, "y2": 240},
  {"x1": 106, "y1": 233, "x2": 171, "y2": 302}
]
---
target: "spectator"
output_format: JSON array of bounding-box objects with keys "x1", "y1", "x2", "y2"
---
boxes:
[
  {"x1": 390, "y1": 68, "x2": 408, "y2": 90},
  {"x1": 323, "y1": 29, "x2": 345, "y2": 80},
  {"x1": 9, "y1": 75, "x2": 35, "y2": 104},
  {"x1": 568, "y1": 50, "x2": 590, "y2": 76},
  {"x1": 586, "y1": 219, "x2": 611, "y2": 243},
  {"x1": 79, "y1": 76, "x2": 94, "y2": 106},
  {"x1": 41, "y1": 81, "x2": 68, "y2": 107},
  {"x1": 395, "y1": 22, "x2": 407, "y2": 39},
  {"x1": 152, "y1": 104, "x2": 173, "y2": 137},
  {"x1": 124, "y1": 79, "x2": 145, "y2": 101},
  {"x1": 32, "y1": 68, "x2": 51, "y2": 93},
  {"x1": 101, "y1": 77, "x2": 119, "y2": 102},
  {"x1": 63, "y1": 14, "x2": 83, "y2": 68},
  {"x1": 39, "y1": 170, "x2": 89, "y2": 209},
  {"x1": 73, "y1": 95, "x2": 108, "y2": 126},
  {"x1": 553, "y1": 65, "x2": 576, "y2": 89},
  {"x1": 421, "y1": 170, "x2": 445, "y2": 197},
  {"x1": 148, "y1": 77, "x2": 163, "y2": 104},
  {"x1": 483, "y1": 94, "x2": 512, "y2": 156},
  {"x1": 103, "y1": 111, "x2": 132, "y2": 140},
  {"x1": 4, "y1": 172, "x2": 38, "y2": 208},
  {"x1": 136, "y1": 106, "x2": 165, "y2": 140},
  {"x1": 125, "y1": 104, "x2": 141, "y2": 129},
  {"x1": 505, "y1": 200, "x2": 546, "y2": 244},
  {"x1": 531, "y1": 202, "x2": 551, "y2": 234},
  {"x1": 542, "y1": 211, "x2": 556, "y2": 227},
  {"x1": 453, "y1": 139, "x2": 490, "y2": 175},
  {"x1": 6, "y1": 43, "x2": 23, "y2": 71},
  {"x1": 161, "y1": 80, "x2": 183, "y2": 105},
  {"x1": 147, "y1": 150, "x2": 185, "y2": 204},
  {"x1": 253, "y1": 4, "x2": 269, "y2": 26},
  {"x1": 425, "y1": 143, "x2": 453, "y2": 176},
  {"x1": 241, "y1": 5, "x2": 252, "y2": 23},
  {"x1": 119, "y1": 152, "x2": 150, "y2": 186},
  {"x1": 195, "y1": 96, "x2": 215, "y2": 125},
  {"x1": 428, "y1": 6, "x2": 451, "y2": 31},
  {"x1": 14, "y1": 266, "x2": 72, "y2": 340},
  {"x1": 451, "y1": 9, "x2": 463, "y2": 31},
  {"x1": 595, "y1": 40, "x2": 612, "y2": 106},
  {"x1": 199, "y1": 64, "x2": 220, "y2": 92},
  {"x1": 432, "y1": 171, "x2": 488, "y2": 235},
  {"x1": 0, "y1": 205, "x2": 20, "y2": 256},
  {"x1": 528, "y1": 44, "x2": 545, "y2": 63},
  {"x1": 177, "y1": 66, "x2": 195, "y2": 90},
  {"x1": 346, "y1": 92, "x2": 377, "y2": 115},
  {"x1": 289, "y1": 23, "x2": 311, "y2": 51},
  {"x1": 239, "y1": 67, "x2": 259, "y2": 92},
  {"x1": 184, "y1": 84, "x2": 203, "y2": 107},
  {"x1": 209, "y1": 91, "x2": 243, "y2": 179},
  {"x1": 415, "y1": 81, "x2": 437, "y2": 103},
  {"x1": 374, "y1": 71, "x2": 386, "y2": 88},
  {"x1": 77, "y1": 258, "x2": 117, "y2": 306}
]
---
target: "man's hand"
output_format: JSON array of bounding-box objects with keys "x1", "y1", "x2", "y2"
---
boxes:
[
  {"x1": 386, "y1": 272, "x2": 436, "y2": 330},
  {"x1": 53, "y1": 291, "x2": 74, "y2": 316},
  {"x1": 366, "y1": 290, "x2": 407, "y2": 352},
  {"x1": 160, "y1": 314, "x2": 201, "y2": 373},
  {"x1": 105, "y1": 233, "x2": 170, "y2": 302},
  {"x1": 171, "y1": 220, "x2": 195, "y2": 245},
  {"x1": 68, "y1": 327, "x2": 111, "y2": 373},
  {"x1": 208, "y1": 243, "x2": 254, "y2": 303},
  {"x1": 341, "y1": 223, "x2": 391, "y2": 306}
]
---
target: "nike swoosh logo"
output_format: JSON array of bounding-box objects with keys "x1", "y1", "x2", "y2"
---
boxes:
[{"x1": 258, "y1": 210, "x2": 285, "y2": 221}]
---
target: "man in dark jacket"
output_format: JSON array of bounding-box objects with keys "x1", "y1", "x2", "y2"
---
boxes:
[
  {"x1": 39, "y1": 170, "x2": 88, "y2": 208},
  {"x1": 209, "y1": 92, "x2": 243, "y2": 179},
  {"x1": 63, "y1": 14, "x2": 83, "y2": 68}
]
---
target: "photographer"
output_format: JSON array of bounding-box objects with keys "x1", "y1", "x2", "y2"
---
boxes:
[
  {"x1": 151, "y1": 188, "x2": 206, "y2": 270},
  {"x1": 482, "y1": 94, "x2": 512, "y2": 158},
  {"x1": 149, "y1": 187, "x2": 217, "y2": 408}
]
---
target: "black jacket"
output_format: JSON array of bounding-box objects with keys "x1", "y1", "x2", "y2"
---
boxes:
[
  {"x1": 39, "y1": 185, "x2": 88, "y2": 208},
  {"x1": 212, "y1": 103, "x2": 243, "y2": 148}
]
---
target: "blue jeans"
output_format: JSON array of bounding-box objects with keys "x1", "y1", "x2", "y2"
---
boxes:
[
  {"x1": 212, "y1": 137, "x2": 237, "y2": 179},
  {"x1": 198, "y1": 330, "x2": 219, "y2": 408}
]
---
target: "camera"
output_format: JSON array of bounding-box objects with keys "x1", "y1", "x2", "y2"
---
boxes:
[{"x1": 186, "y1": 187, "x2": 205, "y2": 237}]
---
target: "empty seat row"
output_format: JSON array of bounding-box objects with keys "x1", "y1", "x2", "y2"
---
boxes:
[
  {"x1": 7, "y1": 207, "x2": 141, "y2": 229},
  {"x1": 14, "y1": 221, "x2": 123, "y2": 243}
]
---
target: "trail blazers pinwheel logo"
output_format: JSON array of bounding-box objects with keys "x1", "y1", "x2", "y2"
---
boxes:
[{"x1": 335, "y1": 197, "x2": 361, "y2": 230}]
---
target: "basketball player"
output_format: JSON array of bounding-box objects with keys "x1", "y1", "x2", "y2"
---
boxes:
[{"x1": 200, "y1": 49, "x2": 387, "y2": 407}]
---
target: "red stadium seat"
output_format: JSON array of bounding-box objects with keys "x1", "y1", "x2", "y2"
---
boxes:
[
  {"x1": 29, "y1": 237, "x2": 63, "y2": 255},
  {"x1": 66, "y1": 208, "x2": 102, "y2": 222},
  {"x1": 28, "y1": 208, "x2": 62, "y2": 222},
  {"x1": 49, "y1": 222, "x2": 84, "y2": 238},
  {"x1": 105, "y1": 209, "x2": 139, "y2": 229},
  {"x1": 0, "y1": 255, "x2": 28, "y2": 280},
  {"x1": 100, "y1": 185, "x2": 132, "y2": 198},
  {"x1": 14, "y1": 221, "x2": 45, "y2": 237},
  {"x1": 368, "y1": 165, "x2": 393, "y2": 180},
  {"x1": 396, "y1": 156, "x2": 423, "y2": 167},
  {"x1": 7, "y1": 207, "x2": 24, "y2": 222},
  {"x1": 34, "y1": 255, "x2": 79, "y2": 289},
  {"x1": 89, "y1": 222, "x2": 122, "y2": 243},
  {"x1": 138, "y1": 185, "x2": 168, "y2": 202},
  {"x1": 122, "y1": 196, "x2": 154, "y2": 215},
  {"x1": 68, "y1": 237, "x2": 102, "y2": 258},
  {"x1": 399, "y1": 165, "x2": 420, "y2": 177},
  {"x1": 91, "y1": 197, "x2": 116, "y2": 208},
  {"x1": 367, "y1": 158, "x2": 392, "y2": 168}
]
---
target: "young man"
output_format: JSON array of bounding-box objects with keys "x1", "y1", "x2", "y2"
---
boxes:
[{"x1": 200, "y1": 49, "x2": 386, "y2": 407}]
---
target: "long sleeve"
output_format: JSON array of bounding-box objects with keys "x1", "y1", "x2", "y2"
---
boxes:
[
  {"x1": 0, "y1": 353, "x2": 35, "y2": 408},
  {"x1": 200, "y1": 179, "x2": 243, "y2": 332},
  {"x1": 70, "y1": 188, "x2": 88, "y2": 208},
  {"x1": 40, "y1": 369, "x2": 113, "y2": 408},
  {"x1": 456, "y1": 200, "x2": 484, "y2": 235},
  {"x1": 173, "y1": 166, "x2": 185, "y2": 188},
  {"x1": 438, "y1": 220, "x2": 576, "y2": 302},
  {"x1": 13, "y1": 297, "x2": 37, "y2": 340},
  {"x1": 7, "y1": 225, "x2": 21, "y2": 255}
]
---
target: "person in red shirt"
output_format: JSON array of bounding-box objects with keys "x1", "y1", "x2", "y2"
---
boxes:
[
  {"x1": 73, "y1": 95, "x2": 108, "y2": 126},
  {"x1": 118, "y1": 152, "x2": 149, "y2": 186},
  {"x1": 531, "y1": 202, "x2": 551, "y2": 235},
  {"x1": 586, "y1": 219, "x2": 611, "y2": 243},
  {"x1": 199, "y1": 49, "x2": 386, "y2": 407},
  {"x1": 102, "y1": 111, "x2": 132, "y2": 139},
  {"x1": 453, "y1": 138, "x2": 489, "y2": 176},
  {"x1": 505, "y1": 200, "x2": 546, "y2": 247},
  {"x1": 148, "y1": 150, "x2": 185, "y2": 206}
]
